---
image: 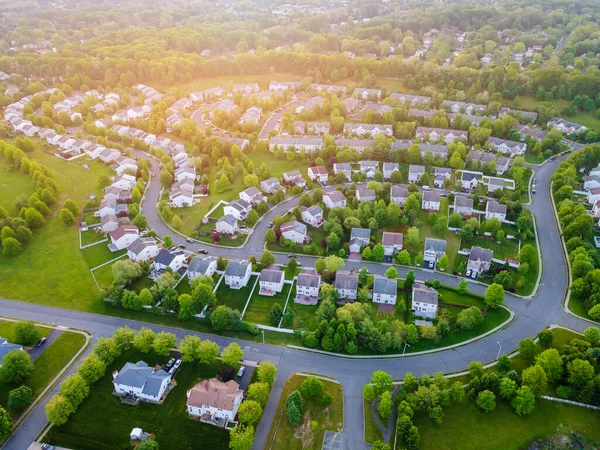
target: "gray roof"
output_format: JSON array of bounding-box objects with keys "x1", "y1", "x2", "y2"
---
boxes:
[
  {"x1": 357, "y1": 188, "x2": 376, "y2": 199},
  {"x1": 270, "y1": 136, "x2": 322, "y2": 147},
  {"x1": 127, "y1": 238, "x2": 158, "y2": 256},
  {"x1": 336, "y1": 138, "x2": 375, "y2": 148},
  {"x1": 228, "y1": 199, "x2": 250, "y2": 212},
  {"x1": 462, "y1": 172, "x2": 482, "y2": 182},
  {"x1": 391, "y1": 185, "x2": 408, "y2": 198},
  {"x1": 412, "y1": 284, "x2": 439, "y2": 305},
  {"x1": 242, "y1": 186, "x2": 261, "y2": 198},
  {"x1": 324, "y1": 191, "x2": 346, "y2": 203},
  {"x1": 351, "y1": 228, "x2": 371, "y2": 241},
  {"x1": 188, "y1": 256, "x2": 217, "y2": 274},
  {"x1": 218, "y1": 214, "x2": 238, "y2": 226},
  {"x1": 417, "y1": 127, "x2": 468, "y2": 138},
  {"x1": 155, "y1": 247, "x2": 185, "y2": 266},
  {"x1": 302, "y1": 205, "x2": 323, "y2": 217},
  {"x1": 434, "y1": 167, "x2": 452, "y2": 176},
  {"x1": 260, "y1": 267, "x2": 284, "y2": 283},
  {"x1": 487, "y1": 199, "x2": 507, "y2": 214},
  {"x1": 297, "y1": 269, "x2": 320, "y2": 288},
  {"x1": 423, "y1": 191, "x2": 442, "y2": 202},
  {"x1": 281, "y1": 220, "x2": 307, "y2": 235},
  {"x1": 360, "y1": 160, "x2": 379, "y2": 169},
  {"x1": 0, "y1": 338, "x2": 22, "y2": 361},
  {"x1": 469, "y1": 246, "x2": 493, "y2": 263},
  {"x1": 383, "y1": 162, "x2": 399, "y2": 172},
  {"x1": 114, "y1": 361, "x2": 170, "y2": 397},
  {"x1": 225, "y1": 260, "x2": 250, "y2": 277},
  {"x1": 334, "y1": 271, "x2": 358, "y2": 291},
  {"x1": 373, "y1": 277, "x2": 398, "y2": 296},
  {"x1": 424, "y1": 237, "x2": 447, "y2": 254},
  {"x1": 454, "y1": 195, "x2": 473, "y2": 208}
]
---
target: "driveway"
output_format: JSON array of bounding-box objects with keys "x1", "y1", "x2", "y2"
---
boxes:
[
  {"x1": 27, "y1": 329, "x2": 63, "y2": 361},
  {"x1": 236, "y1": 364, "x2": 255, "y2": 391}
]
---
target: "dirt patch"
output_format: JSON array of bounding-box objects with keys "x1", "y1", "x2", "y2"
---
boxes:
[{"x1": 293, "y1": 412, "x2": 314, "y2": 448}]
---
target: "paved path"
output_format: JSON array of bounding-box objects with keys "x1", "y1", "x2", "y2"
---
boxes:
[{"x1": 27, "y1": 329, "x2": 63, "y2": 362}]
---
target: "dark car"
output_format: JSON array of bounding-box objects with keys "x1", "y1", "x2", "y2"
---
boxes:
[
  {"x1": 178, "y1": 244, "x2": 186, "y2": 249},
  {"x1": 198, "y1": 248, "x2": 208, "y2": 254},
  {"x1": 36, "y1": 337, "x2": 47, "y2": 347},
  {"x1": 287, "y1": 254, "x2": 296, "y2": 258}
]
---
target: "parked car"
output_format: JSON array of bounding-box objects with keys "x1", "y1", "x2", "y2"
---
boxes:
[
  {"x1": 287, "y1": 254, "x2": 296, "y2": 258},
  {"x1": 178, "y1": 244, "x2": 186, "y2": 249},
  {"x1": 186, "y1": 238, "x2": 194, "y2": 243},
  {"x1": 41, "y1": 445, "x2": 55, "y2": 450},
  {"x1": 198, "y1": 248, "x2": 208, "y2": 254},
  {"x1": 173, "y1": 359, "x2": 182, "y2": 370},
  {"x1": 237, "y1": 366, "x2": 245, "y2": 378},
  {"x1": 36, "y1": 337, "x2": 47, "y2": 347},
  {"x1": 165, "y1": 358, "x2": 175, "y2": 370}
]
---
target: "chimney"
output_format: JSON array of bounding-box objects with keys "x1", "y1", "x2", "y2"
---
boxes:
[{"x1": 112, "y1": 370, "x2": 118, "y2": 379}]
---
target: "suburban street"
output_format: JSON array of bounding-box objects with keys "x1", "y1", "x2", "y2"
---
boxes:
[{"x1": 1, "y1": 146, "x2": 594, "y2": 450}]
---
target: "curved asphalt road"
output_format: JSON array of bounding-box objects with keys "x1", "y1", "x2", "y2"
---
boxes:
[{"x1": 2, "y1": 146, "x2": 594, "y2": 450}]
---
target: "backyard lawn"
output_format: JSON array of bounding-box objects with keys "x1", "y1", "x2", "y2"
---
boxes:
[
  {"x1": 215, "y1": 275, "x2": 257, "y2": 312},
  {"x1": 92, "y1": 262, "x2": 117, "y2": 289},
  {"x1": 82, "y1": 245, "x2": 126, "y2": 269},
  {"x1": 243, "y1": 283, "x2": 292, "y2": 325},
  {"x1": 80, "y1": 228, "x2": 107, "y2": 247},
  {"x1": 0, "y1": 157, "x2": 37, "y2": 216},
  {"x1": 458, "y1": 235, "x2": 520, "y2": 261},
  {"x1": 45, "y1": 349, "x2": 230, "y2": 450},
  {"x1": 264, "y1": 374, "x2": 344, "y2": 450},
  {"x1": 286, "y1": 284, "x2": 319, "y2": 331}
]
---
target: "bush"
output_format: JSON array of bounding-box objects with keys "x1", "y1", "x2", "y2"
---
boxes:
[
  {"x1": 14, "y1": 320, "x2": 41, "y2": 346},
  {"x1": 301, "y1": 376, "x2": 323, "y2": 399},
  {"x1": 321, "y1": 391, "x2": 333, "y2": 407},
  {"x1": 286, "y1": 390, "x2": 303, "y2": 426},
  {"x1": 7, "y1": 385, "x2": 33, "y2": 412}
]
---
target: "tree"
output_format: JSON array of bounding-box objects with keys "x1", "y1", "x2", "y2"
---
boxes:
[
  {"x1": 163, "y1": 235, "x2": 173, "y2": 248},
  {"x1": 60, "y1": 373, "x2": 90, "y2": 407},
  {"x1": 373, "y1": 441, "x2": 391, "y2": 450},
  {"x1": 286, "y1": 390, "x2": 303, "y2": 425},
  {"x1": 257, "y1": 361, "x2": 277, "y2": 386},
  {"x1": 521, "y1": 365, "x2": 547, "y2": 396},
  {"x1": 437, "y1": 255, "x2": 449, "y2": 271},
  {"x1": 133, "y1": 327, "x2": 156, "y2": 353},
  {"x1": 238, "y1": 399, "x2": 262, "y2": 425},
  {"x1": 2, "y1": 237, "x2": 22, "y2": 256},
  {"x1": 499, "y1": 377, "x2": 517, "y2": 399},
  {"x1": 179, "y1": 335, "x2": 201, "y2": 362},
  {"x1": 371, "y1": 370, "x2": 394, "y2": 396},
  {"x1": 112, "y1": 259, "x2": 143, "y2": 286},
  {"x1": 178, "y1": 294, "x2": 196, "y2": 321},
  {"x1": 24, "y1": 207, "x2": 44, "y2": 229},
  {"x1": 493, "y1": 271, "x2": 513, "y2": 289},
  {"x1": 456, "y1": 306, "x2": 483, "y2": 330},
  {"x1": 77, "y1": 355, "x2": 106, "y2": 384},
  {"x1": 93, "y1": 337, "x2": 120, "y2": 364},
  {"x1": 259, "y1": 250, "x2": 275, "y2": 267},
  {"x1": 457, "y1": 280, "x2": 468, "y2": 295},
  {"x1": 519, "y1": 338, "x2": 537, "y2": 358},
  {"x1": 373, "y1": 244, "x2": 385, "y2": 262},
  {"x1": 567, "y1": 358, "x2": 595, "y2": 388},
  {"x1": 247, "y1": 382, "x2": 270, "y2": 407},
  {"x1": 302, "y1": 376, "x2": 324, "y2": 399},
  {"x1": 198, "y1": 340, "x2": 220, "y2": 365},
  {"x1": 45, "y1": 393, "x2": 75, "y2": 425},
  {"x1": 0, "y1": 407, "x2": 11, "y2": 440},
  {"x1": 321, "y1": 391, "x2": 333, "y2": 407},
  {"x1": 132, "y1": 214, "x2": 148, "y2": 229},
  {"x1": 265, "y1": 228, "x2": 276, "y2": 244},
  {"x1": 210, "y1": 305, "x2": 234, "y2": 331},
  {"x1": 153, "y1": 331, "x2": 176, "y2": 356},
  {"x1": 406, "y1": 425, "x2": 420, "y2": 450},
  {"x1": 535, "y1": 348, "x2": 563, "y2": 382},
  {"x1": 397, "y1": 250, "x2": 410, "y2": 265},
  {"x1": 287, "y1": 257, "x2": 298, "y2": 273},
  {"x1": 537, "y1": 329, "x2": 554, "y2": 347},
  {"x1": 324, "y1": 255, "x2": 345, "y2": 272},
  {"x1": 136, "y1": 440, "x2": 160, "y2": 450},
  {"x1": 0, "y1": 350, "x2": 34, "y2": 384},
  {"x1": 385, "y1": 267, "x2": 397, "y2": 279},
  {"x1": 476, "y1": 390, "x2": 496, "y2": 413},
  {"x1": 405, "y1": 227, "x2": 420, "y2": 250},
  {"x1": 229, "y1": 424, "x2": 254, "y2": 450},
  {"x1": 63, "y1": 199, "x2": 80, "y2": 216},
  {"x1": 14, "y1": 320, "x2": 40, "y2": 346},
  {"x1": 484, "y1": 283, "x2": 504, "y2": 308},
  {"x1": 7, "y1": 385, "x2": 33, "y2": 412},
  {"x1": 497, "y1": 354, "x2": 511, "y2": 372},
  {"x1": 512, "y1": 386, "x2": 535, "y2": 416},
  {"x1": 221, "y1": 342, "x2": 244, "y2": 367},
  {"x1": 377, "y1": 390, "x2": 393, "y2": 420},
  {"x1": 583, "y1": 327, "x2": 600, "y2": 346},
  {"x1": 269, "y1": 303, "x2": 283, "y2": 326},
  {"x1": 59, "y1": 208, "x2": 76, "y2": 226},
  {"x1": 113, "y1": 326, "x2": 135, "y2": 349},
  {"x1": 192, "y1": 282, "x2": 216, "y2": 308}
]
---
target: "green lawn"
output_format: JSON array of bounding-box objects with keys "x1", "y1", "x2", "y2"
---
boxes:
[
  {"x1": 81, "y1": 229, "x2": 107, "y2": 247},
  {"x1": 264, "y1": 374, "x2": 344, "y2": 450},
  {"x1": 363, "y1": 397, "x2": 384, "y2": 444},
  {"x1": 45, "y1": 348, "x2": 230, "y2": 450},
  {"x1": 0, "y1": 157, "x2": 36, "y2": 216},
  {"x1": 81, "y1": 245, "x2": 125, "y2": 270},
  {"x1": 127, "y1": 276, "x2": 155, "y2": 295},
  {"x1": 92, "y1": 262, "x2": 116, "y2": 289},
  {"x1": 0, "y1": 320, "x2": 51, "y2": 343},
  {"x1": 505, "y1": 95, "x2": 600, "y2": 129},
  {"x1": 459, "y1": 235, "x2": 520, "y2": 261},
  {"x1": 0, "y1": 328, "x2": 86, "y2": 420},
  {"x1": 568, "y1": 293, "x2": 599, "y2": 324},
  {"x1": 215, "y1": 275, "x2": 257, "y2": 312},
  {"x1": 243, "y1": 283, "x2": 292, "y2": 326},
  {"x1": 287, "y1": 284, "x2": 319, "y2": 331}
]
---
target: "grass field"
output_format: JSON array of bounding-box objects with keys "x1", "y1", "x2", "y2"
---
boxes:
[
  {"x1": 243, "y1": 283, "x2": 292, "y2": 325},
  {"x1": 215, "y1": 275, "x2": 257, "y2": 312},
  {"x1": 505, "y1": 95, "x2": 600, "y2": 129},
  {"x1": 264, "y1": 374, "x2": 344, "y2": 450},
  {"x1": 45, "y1": 349, "x2": 229, "y2": 450},
  {"x1": 459, "y1": 235, "x2": 520, "y2": 261},
  {"x1": 92, "y1": 262, "x2": 117, "y2": 289},
  {"x1": 0, "y1": 325, "x2": 86, "y2": 420},
  {"x1": 80, "y1": 229, "x2": 106, "y2": 247},
  {"x1": 287, "y1": 284, "x2": 319, "y2": 331},
  {"x1": 0, "y1": 157, "x2": 36, "y2": 216},
  {"x1": 363, "y1": 397, "x2": 383, "y2": 444}
]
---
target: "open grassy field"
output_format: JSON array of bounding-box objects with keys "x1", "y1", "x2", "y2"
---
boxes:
[
  {"x1": 264, "y1": 374, "x2": 344, "y2": 450},
  {"x1": 505, "y1": 95, "x2": 600, "y2": 129},
  {"x1": 215, "y1": 275, "x2": 257, "y2": 312},
  {"x1": 459, "y1": 235, "x2": 520, "y2": 261},
  {"x1": 45, "y1": 348, "x2": 229, "y2": 450},
  {"x1": 0, "y1": 157, "x2": 37, "y2": 216},
  {"x1": 243, "y1": 282, "x2": 292, "y2": 325}
]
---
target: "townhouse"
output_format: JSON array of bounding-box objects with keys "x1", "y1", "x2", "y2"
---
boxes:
[
  {"x1": 343, "y1": 123, "x2": 393, "y2": 138},
  {"x1": 323, "y1": 191, "x2": 347, "y2": 209},
  {"x1": 485, "y1": 199, "x2": 507, "y2": 222},
  {"x1": 454, "y1": 195, "x2": 474, "y2": 216},
  {"x1": 270, "y1": 136, "x2": 322, "y2": 153},
  {"x1": 390, "y1": 185, "x2": 409, "y2": 206},
  {"x1": 382, "y1": 232, "x2": 403, "y2": 256},
  {"x1": 372, "y1": 277, "x2": 398, "y2": 305}
]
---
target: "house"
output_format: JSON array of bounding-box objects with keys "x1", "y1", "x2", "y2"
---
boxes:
[
  {"x1": 498, "y1": 107, "x2": 538, "y2": 123},
  {"x1": 333, "y1": 163, "x2": 353, "y2": 179},
  {"x1": 323, "y1": 191, "x2": 346, "y2": 209},
  {"x1": 224, "y1": 199, "x2": 251, "y2": 221},
  {"x1": 408, "y1": 108, "x2": 436, "y2": 119},
  {"x1": 259, "y1": 266, "x2": 285, "y2": 296},
  {"x1": 268, "y1": 81, "x2": 302, "y2": 91},
  {"x1": 360, "y1": 102, "x2": 392, "y2": 119},
  {"x1": 422, "y1": 191, "x2": 442, "y2": 211},
  {"x1": 467, "y1": 247, "x2": 493, "y2": 278},
  {"x1": 295, "y1": 96, "x2": 324, "y2": 114},
  {"x1": 282, "y1": 170, "x2": 307, "y2": 188},
  {"x1": 308, "y1": 166, "x2": 329, "y2": 183},
  {"x1": 301, "y1": 205, "x2": 324, "y2": 227},
  {"x1": 216, "y1": 215, "x2": 239, "y2": 235},
  {"x1": 270, "y1": 136, "x2": 322, "y2": 153},
  {"x1": 111, "y1": 174, "x2": 137, "y2": 191},
  {"x1": 218, "y1": 136, "x2": 250, "y2": 151},
  {"x1": 584, "y1": 176, "x2": 600, "y2": 191},
  {"x1": 423, "y1": 238, "x2": 447, "y2": 270},
  {"x1": 295, "y1": 269, "x2": 321, "y2": 304},
  {"x1": 233, "y1": 83, "x2": 259, "y2": 94},
  {"x1": 101, "y1": 214, "x2": 120, "y2": 233},
  {"x1": 485, "y1": 199, "x2": 507, "y2": 222},
  {"x1": 460, "y1": 171, "x2": 482, "y2": 190},
  {"x1": 359, "y1": 161, "x2": 379, "y2": 178},
  {"x1": 239, "y1": 106, "x2": 262, "y2": 125},
  {"x1": 112, "y1": 361, "x2": 172, "y2": 403},
  {"x1": 336, "y1": 138, "x2": 375, "y2": 153},
  {"x1": 187, "y1": 256, "x2": 218, "y2": 281},
  {"x1": 515, "y1": 125, "x2": 547, "y2": 142},
  {"x1": 412, "y1": 284, "x2": 438, "y2": 319},
  {"x1": 408, "y1": 165, "x2": 426, "y2": 183},
  {"x1": 372, "y1": 277, "x2": 398, "y2": 305},
  {"x1": 109, "y1": 225, "x2": 139, "y2": 251},
  {"x1": 309, "y1": 84, "x2": 348, "y2": 95},
  {"x1": 169, "y1": 188, "x2": 194, "y2": 208},
  {"x1": 224, "y1": 260, "x2": 252, "y2": 289},
  {"x1": 349, "y1": 228, "x2": 371, "y2": 253},
  {"x1": 334, "y1": 271, "x2": 358, "y2": 300},
  {"x1": 342, "y1": 97, "x2": 360, "y2": 113},
  {"x1": 356, "y1": 188, "x2": 376, "y2": 202},
  {"x1": 382, "y1": 232, "x2": 403, "y2": 256},
  {"x1": 383, "y1": 163, "x2": 400, "y2": 180},
  {"x1": 433, "y1": 167, "x2": 452, "y2": 188},
  {"x1": 352, "y1": 88, "x2": 382, "y2": 101},
  {"x1": 99, "y1": 197, "x2": 117, "y2": 217},
  {"x1": 98, "y1": 148, "x2": 121, "y2": 164},
  {"x1": 153, "y1": 247, "x2": 187, "y2": 273},
  {"x1": 389, "y1": 93, "x2": 431, "y2": 106},
  {"x1": 0, "y1": 338, "x2": 23, "y2": 363},
  {"x1": 416, "y1": 127, "x2": 468, "y2": 144},
  {"x1": 260, "y1": 177, "x2": 282, "y2": 194},
  {"x1": 210, "y1": 99, "x2": 236, "y2": 117},
  {"x1": 487, "y1": 137, "x2": 526, "y2": 157},
  {"x1": 454, "y1": 195, "x2": 474, "y2": 216},
  {"x1": 485, "y1": 177, "x2": 506, "y2": 192},
  {"x1": 294, "y1": 121, "x2": 330, "y2": 135},
  {"x1": 343, "y1": 123, "x2": 393, "y2": 138},
  {"x1": 280, "y1": 221, "x2": 309, "y2": 244},
  {"x1": 390, "y1": 185, "x2": 409, "y2": 206},
  {"x1": 547, "y1": 118, "x2": 587, "y2": 135},
  {"x1": 441, "y1": 100, "x2": 486, "y2": 115},
  {"x1": 592, "y1": 201, "x2": 600, "y2": 218},
  {"x1": 186, "y1": 378, "x2": 243, "y2": 426},
  {"x1": 239, "y1": 186, "x2": 264, "y2": 204}
]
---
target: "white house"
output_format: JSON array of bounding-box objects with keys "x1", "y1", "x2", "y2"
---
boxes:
[
  {"x1": 269, "y1": 81, "x2": 302, "y2": 91},
  {"x1": 170, "y1": 188, "x2": 194, "y2": 208},
  {"x1": 224, "y1": 260, "x2": 252, "y2": 289},
  {"x1": 239, "y1": 106, "x2": 262, "y2": 125},
  {"x1": 98, "y1": 148, "x2": 121, "y2": 164},
  {"x1": 343, "y1": 123, "x2": 393, "y2": 138},
  {"x1": 416, "y1": 127, "x2": 468, "y2": 144},
  {"x1": 282, "y1": 170, "x2": 306, "y2": 188},
  {"x1": 109, "y1": 225, "x2": 140, "y2": 251},
  {"x1": 259, "y1": 266, "x2": 285, "y2": 296},
  {"x1": 280, "y1": 221, "x2": 309, "y2": 244},
  {"x1": 587, "y1": 188, "x2": 600, "y2": 205},
  {"x1": 336, "y1": 138, "x2": 375, "y2": 153},
  {"x1": 359, "y1": 160, "x2": 379, "y2": 178},
  {"x1": 485, "y1": 199, "x2": 507, "y2": 222},
  {"x1": 461, "y1": 171, "x2": 482, "y2": 190},
  {"x1": 333, "y1": 163, "x2": 353, "y2": 179},
  {"x1": 153, "y1": 247, "x2": 187, "y2": 272},
  {"x1": 383, "y1": 163, "x2": 400, "y2": 180},
  {"x1": 334, "y1": 271, "x2": 358, "y2": 300},
  {"x1": 433, "y1": 167, "x2": 451, "y2": 188},
  {"x1": 301, "y1": 205, "x2": 324, "y2": 227},
  {"x1": 216, "y1": 215, "x2": 239, "y2": 235},
  {"x1": 308, "y1": 166, "x2": 329, "y2": 183},
  {"x1": 323, "y1": 191, "x2": 346, "y2": 209},
  {"x1": 127, "y1": 237, "x2": 161, "y2": 262},
  {"x1": 390, "y1": 185, "x2": 409, "y2": 206},
  {"x1": 408, "y1": 165, "x2": 426, "y2": 183},
  {"x1": 111, "y1": 174, "x2": 136, "y2": 191},
  {"x1": 487, "y1": 137, "x2": 526, "y2": 157},
  {"x1": 583, "y1": 176, "x2": 600, "y2": 191},
  {"x1": 295, "y1": 96, "x2": 323, "y2": 114},
  {"x1": 352, "y1": 88, "x2": 382, "y2": 101},
  {"x1": 356, "y1": 188, "x2": 376, "y2": 202},
  {"x1": 239, "y1": 186, "x2": 264, "y2": 204},
  {"x1": 99, "y1": 197, "x2": 117, "y2": 217},
  {"x1": 295, "y1": 269, "x2": 321, "y2": 304},
  {"x1": 423, "y1": 238, "x2": 447, "y2": 270},
  {"x1": 412, "y1": 284, "x2": 439, "y2": 319},
  {"x1": 187, "y1": 256, "x2": 218, "y2": 281},
  {"x1": 382, "y1": 232, "x2": 403, "y2": 256},
  {"x1": 101, "y1": 214, "x2": 120, "y2": 233},
  {"x1": 372, "y1": 277, "x2": 398, "y2": 305},
  {"x1": 547, "y1": 118, "x2": 587, "y2": 135},
  {"x1": 186, "y1": 379, "x2": 243, "y2": 426},
  {"x1": 467, "y1": 246, "x2": 493, "y2": 278},
  {"x1": 113, "y1": 156, "x2": 137, "y2": 176},
  {"x1": 224, "y1": 199, "x2": 251, "y2": 221},
  {"x1": 260, "y1": 177, "x2": 282, "y2": 194},
  {"x1": 349, "y1": 228, "x2": 371, "y2": 254},
  {"x1": 422, "y1": 190, "x2": 441, "y2": 211},
  {"x1": 112, "y1": 361, "x2": 172, "y2": 403},
  {"x1": 454, "y1": 195, "x2": 474, "y2": 216}
]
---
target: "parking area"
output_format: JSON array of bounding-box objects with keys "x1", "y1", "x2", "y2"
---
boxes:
[
  {"x1": 322, "y1": 431, "x2": 345, "y2": 450},
  {"x1": 236, "y1": 363, "x2": 255, "y2": 391}
]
